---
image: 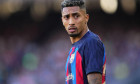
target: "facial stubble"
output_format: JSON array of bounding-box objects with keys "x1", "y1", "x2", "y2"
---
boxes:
[{"x1": 68, "y1": 29, "x2": 82, "y2": 37}]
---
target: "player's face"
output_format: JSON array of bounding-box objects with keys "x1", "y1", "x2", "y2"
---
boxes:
[{"x1": 62, "y1": 6, "x2": 89, "y2": 37}]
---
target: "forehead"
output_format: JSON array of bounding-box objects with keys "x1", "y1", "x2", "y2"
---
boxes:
[{"x1": 62, "y1": 6, "x2": 81, "y2": 15}]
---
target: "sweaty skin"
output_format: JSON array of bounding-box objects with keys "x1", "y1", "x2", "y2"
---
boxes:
[{"x1": 62, "y1": 6, "x2": 102, "y2": 84}]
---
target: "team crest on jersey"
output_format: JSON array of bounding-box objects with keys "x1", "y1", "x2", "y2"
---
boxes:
[
  {"x1": 70, "y1": 54, "x2": 75, "y2": 63},
  {"x1": 65, "y1": 73, "x2": 74, "y2": 81}
]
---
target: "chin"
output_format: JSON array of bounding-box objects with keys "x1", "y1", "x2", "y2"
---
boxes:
[{"x1": 69, "y1": 33, "x2": 80, "y2": 37}]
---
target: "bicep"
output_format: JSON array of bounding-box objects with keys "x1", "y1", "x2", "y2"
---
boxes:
[{"x1": 87, "y1": 73, "x2": 102, "y2": 84}]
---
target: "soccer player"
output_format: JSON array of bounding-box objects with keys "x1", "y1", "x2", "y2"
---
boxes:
[{"x1": 61, "y1": 0, "x2": 106, "y2": 84}]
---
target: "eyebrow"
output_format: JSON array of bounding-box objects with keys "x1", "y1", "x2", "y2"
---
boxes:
[{"x1": 63, "y1": 12, "x2": 80, "y2": 16}]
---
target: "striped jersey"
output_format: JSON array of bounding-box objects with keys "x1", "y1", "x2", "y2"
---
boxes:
[{"x1": 65, "y1": 30, "x2": 106, "y2": 84}]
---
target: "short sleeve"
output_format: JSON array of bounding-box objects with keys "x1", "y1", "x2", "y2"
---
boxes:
[{"x1": 83, "y1": 39, "x2": 105, "y2": 75}]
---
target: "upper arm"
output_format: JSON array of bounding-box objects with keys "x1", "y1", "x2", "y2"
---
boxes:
[
  {"x1": 87, "y1": 73, "x2": 102, "y2": 84},
  {"x1": 83, "y1": 38, "x2": 105, "y2": 84},
  {"x1": 84, "y1": 39, "x2": 104, "y2": 75}
]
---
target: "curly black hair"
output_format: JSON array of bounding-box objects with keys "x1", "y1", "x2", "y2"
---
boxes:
[{"x1": 61, "y1": 0, "x2": 86, "y2": 10}]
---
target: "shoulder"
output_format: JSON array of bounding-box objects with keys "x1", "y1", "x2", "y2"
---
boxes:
[
  {"x1": 78, "y1": 31, "x2": 104, "y2": 53},
  {"x1": 85, "y1": 31, "x2": 103, "y2": 48}
]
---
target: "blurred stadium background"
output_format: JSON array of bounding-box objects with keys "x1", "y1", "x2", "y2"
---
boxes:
[{"x1": 0, "y1": 0, "x2": 140, "y2": 84}]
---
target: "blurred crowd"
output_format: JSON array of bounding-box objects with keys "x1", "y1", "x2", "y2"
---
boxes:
[
  {"x1": 0, "y1": 8, "x2": 140, "y2": 84},
  {"x1": 104, "y1": 25, "x2": 140, "y2": 84},
  {"x1": 0, "y1": 25, "x2": 71, "y2": 84}
]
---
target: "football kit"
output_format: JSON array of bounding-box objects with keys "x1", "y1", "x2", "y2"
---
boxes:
[{"x1": 65, "y1": 30, "x2": 106, "y2": 84}]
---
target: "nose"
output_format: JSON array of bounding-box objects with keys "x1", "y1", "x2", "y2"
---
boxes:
[{"x1": 69, "y1": 17, "x2": 75, "y2": 26}]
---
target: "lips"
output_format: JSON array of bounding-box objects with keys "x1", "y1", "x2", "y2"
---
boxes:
[{"x1": 68, "y1": 27, "x2": 77, "y2": 33}]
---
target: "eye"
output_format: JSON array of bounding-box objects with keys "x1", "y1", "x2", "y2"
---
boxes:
[
  {"x1": 74, "y1": 15, "x2": 79, "y2": 19},
  {"x1": 64, "y1": 15, "x2": 69, "y2": 20}
]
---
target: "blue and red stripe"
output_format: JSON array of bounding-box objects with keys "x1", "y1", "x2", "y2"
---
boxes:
[
  {"x1": 76, "y1": 51, "x2": 84, "y2": 84},
  {"x1": 71, "y1": 48, "x2": 78, "y2": 84},
  {"x1": 66, "y1": 47, "x2": 75, "y2": 84}
]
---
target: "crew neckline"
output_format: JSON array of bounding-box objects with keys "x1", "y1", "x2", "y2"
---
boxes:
[{"x1": 72, "y1": 30, "x2": 90, "y2": 47}]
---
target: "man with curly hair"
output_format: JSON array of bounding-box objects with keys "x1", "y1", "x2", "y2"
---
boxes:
[{"x1": 61, "y1": 0, "x2": 106, "y2": 84}]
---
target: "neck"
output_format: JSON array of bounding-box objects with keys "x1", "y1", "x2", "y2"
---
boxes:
[{"x1": 70, "y1": 28, "x2": 88, "y2": 44}]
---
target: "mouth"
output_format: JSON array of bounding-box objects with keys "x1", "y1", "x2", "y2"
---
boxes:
[{"x1": 68, "y1": 27, "x2": 77, "y2": 33}]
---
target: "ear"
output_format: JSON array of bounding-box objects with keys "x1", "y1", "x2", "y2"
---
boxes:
[{"x1": 85, "y1": 14, "x2": 89, "y2": 23}]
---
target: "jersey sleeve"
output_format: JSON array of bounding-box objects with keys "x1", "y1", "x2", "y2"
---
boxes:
[{"x1": 83, "y1": 38, "x2": 105, "y2": 75}]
